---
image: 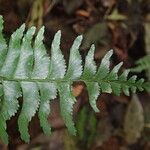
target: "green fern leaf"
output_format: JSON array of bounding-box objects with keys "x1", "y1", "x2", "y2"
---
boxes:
[
  {"x1": 32, "y1": 27, "x2": 57, "y2": 135},
  {"x1": 96, "y1": 50, "x2": 113, "y2": 80},
  {"x1": 0, "y1": 81, "x2": 21, "y2": 144},
  {"x1": 0, "y1": 16, "x2": 7, "y2": 69},
  {"x1": 0, "y1": 117, "x2": 8, "y2": 144},
  {"x1": 0, "y1": 24, "x2": 25, "y2": 77},
  {"x1": 65, "y1": 35, "x2": 83, "y2": 79},
  {"x1": 136, "y1": 79, "x2": 145, "y2": 92},
  {"x1": 0, "y1": 15, "x2": 149, "y2": 144},
  {"x1": 14, "y1": 27, "x2": 40, "y2": 142},
  {"x1": 58, "y1": 36, "x2": 83, "y2": 133},
  {"x1": 38, "y1": 82, "x2": 57, "y2": 134},
  {"x1": 106, "y1": 62, "x2": 123, "y2": 95},
  {"x1": 58, "y1": 82, "x2": 76, "y2": 135},
  {"x1": 18, "y1": 82, "x2": 40, "y2": 142},
  {"x1": 82, "y1": 45, "x2": 100, "y2": 112},
  {"x1": 131, "y1": 55, "x2": 150, "y2": 81},
  {"x1": 32, "y1": 26, "x2": 50, "y2": 79},
  {"x1": 82, "y1": 45, "x2": 96, "y2": 79},
  {"x1": 119, "y1": 70, "x2": 130, "y2": 96},
  {"x1": 128, "y1": 75, "x2": 138, "y2": 93},
  {"x1": 49, "y1": 30, "x2": 66, "y2": 79},
  {"x1": 86, "y1": 82, "x2": 100, "y2": 112},
  {"x1": 96, "y1": 50, "x2": 113, "y2": 93},
  {"x1": 0, "y1": 23, "x2": 24, "y2": 144},
  {"x1": 131, "y1": 55, "x2": 150, "y2": 73},
  {"x1": 15, "y1": 27, "x2": 36, "y2": 78}
]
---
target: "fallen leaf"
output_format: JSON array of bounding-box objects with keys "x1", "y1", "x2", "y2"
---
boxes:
[
  {"x1": 72, "y1": 84, "x2": 84, "y2": 97},
  {"x1": 124, "y1": 94, "x2": 144, "y2": 144},
  {"x1": 81, "y1": 22, "x2": 111, "y2": 50},
  {"x1": 106, "y1": 9, "x2": 127, "y2": 21}
]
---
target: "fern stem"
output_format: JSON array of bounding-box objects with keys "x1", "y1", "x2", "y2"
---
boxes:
[{"x1": 0, "y1": 76, "x2": 147, "y2": 90}]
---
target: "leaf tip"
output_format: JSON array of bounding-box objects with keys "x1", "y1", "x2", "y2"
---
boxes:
[
  {"x1": 0, "y1": 15, "x2": 3, "y2": 22},
  {"x1": 20, "y1": 23, "x2": 26, "y2": 30},
  {"x1": 120, "y1": 61, "x2": 123, "y2": 66},
  {"x1": 104, "y1": 49, "x2": 113, "y2": 59},
  {"x1": 24, "y1": 26, "x2": 36, "y2": 39},
  {"x1": 77, "y1": 35, "x2": 83, "y2": 41},
  {"x1": 53, "y1": 30, "x2": 61, "y2": 43},
  {"x1": 0, "y1": 16, "x2": 4, "y2": 30},
  {"x1": 39, "y1": 26, "x2": 45, "y2": 34},
  {"x1": 90, "y1": 44, "x2": 95, "y2": 51},
  {"x1": 116, "y1": 62, "x2": 123, "y2": 70},
  {"x1": 94, "y1": 107, "x2": 100, "y2": 113},
  {"x1": 30, "y1": 26, "x2": 36, "y2": 34},
  {"x1": 56, "y1": 30, "x2": 61, "y2": 36},
  {"x1": 109, "y1": 49, "x2": 114, "y2": 54},
  {"x1": 35, "y1": 26, "x2": 45, "y2": 42}
]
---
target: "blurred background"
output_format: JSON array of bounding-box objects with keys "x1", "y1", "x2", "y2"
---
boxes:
[{"x1": 0, "y1": 0, "x2": 150, "y2": 149}]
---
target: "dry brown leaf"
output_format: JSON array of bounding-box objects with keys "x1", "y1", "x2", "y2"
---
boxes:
[
  {"x1": 76, "y1": 9, "x2": 90, "y2": 18},
  {"x1": 124, "y1": 94, "x2": 144, "y2": 144},
  {"x1": 72, "y1": 84, "x2": 84, "y2": 97}
]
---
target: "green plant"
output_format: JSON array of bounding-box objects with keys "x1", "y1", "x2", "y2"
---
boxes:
[
  {"x1": 0, "y1": 15, "x2": 149, "y2": 145},
  {"x1": 131, "y1": 55, "x2": 150, "y2": 73}
]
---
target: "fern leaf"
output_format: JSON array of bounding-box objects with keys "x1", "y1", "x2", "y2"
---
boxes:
[
  {"x1": 128, "y1": 75, "x2": 137, "y2": 93},
  {"x1": 65, "y1": 35, "x2": 83, "y2": 79},
  {"x1": 32, "y1": 27, "x2": 57, "y2": 135},
  {"x1": 0, "y1": 86, "x2": 6, "y2": 145},
  {"x1": 86, "y1": 82, "x2": 100, "y2": 112},
  {"x1": 131, "y1": 55, "x2": 150, "y2": 73},
  {"x1": 0, "y1": 16, "x2": 7, "y2": 69},
  {"x1": 59, "y1": 35, "x2": 83, "y2": 133},
  {"x1": 96, "y1": 50, "x2": 113, "y2": 79},
  {"x1": 82, "y1": 45, "x2": 100, "y2": 112},
  {"x1": 32, "y1": 26, "x2": 50, "y2": 79},
  {"x1": 82, "y1": 45, "x2": 97, "y2": 78},
  {"x1": 0, "y1": 81, "x2": 21, "y2": 144},
  {"x1": 14, "y1": 27, "x2": 40, "y2": 142},
  {"x1": 15, "y1": 27, "x2": 38, "y2": 142},
  {"x1": 0, "y1": 117, "x2": 8, "y2": 144},
  {"x1": 106, "y1": 62, "x2": 123, "y2": 80},
  {"x1": 49, "y1": 30, "x2": 66, "y2": 79},
  {"x1": 0, "y1": 23, "x2": 24, "y2": 143},
  {"x1": 38, "y1": 82, "x2": 57, "y2": 134},
  {"x1": 136, "y1": 79, "x2": 145, "y2": 92},
  {"x1": 119, "y1": 70, "x2": 130, "y2": 96},
  {"x1": 0, "y1": 24, "x2": 25, "y2": 77},
  {"x1": 58, "y1": 82, "x2": 76, "y2": 135},
  {"x1": 15, "y1": 27, "x2": 36, "y2": 78},
  {"x1": 96, "y1": 50, "x2": 113, "y2": 93},
  {"x1": 0, "y1": 15, "x2": 149, "y2": 144},
  {"x1": 106, "y1": 62, "x2": 123, "y2": 95},
  {"x1": 143, "y1": 82, "x2": 150, "y2": 91},
  {"x1": 18, "y1": 82, "x2": 40, "y2": 142},
  {"x1": 2, "y1": 81, "x2": 21, "y2": 119}
]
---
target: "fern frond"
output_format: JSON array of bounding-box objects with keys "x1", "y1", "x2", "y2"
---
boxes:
[
  {"x1": 0, "y1": 15, "x2": 149, "y2": 144},
  {"x1": 82, "y1": 45, "x2": 100, "y2": 112},
  {"x1": 131, "y1": 55, "x2": 150, "y2": 73}
]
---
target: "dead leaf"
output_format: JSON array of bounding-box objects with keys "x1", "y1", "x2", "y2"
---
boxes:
[
  {"x1": 63, "y1": 130, "x2": 78, "y2": 150},
  {"x1": 76, "y1": 9, "x2": 90, "y2": 18},
  {"x1": 106, "y1": 9, "x2": 127, "y2": 21},
  {"x1": 124, "y1": 94, "x2": 144, "y2": 144},
  {"x1": 72, "y1": 84, "x2": 84, "y2": 97},
  {"x1": 81, "y1": 22, "x2": 112, "y2": 50}
]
